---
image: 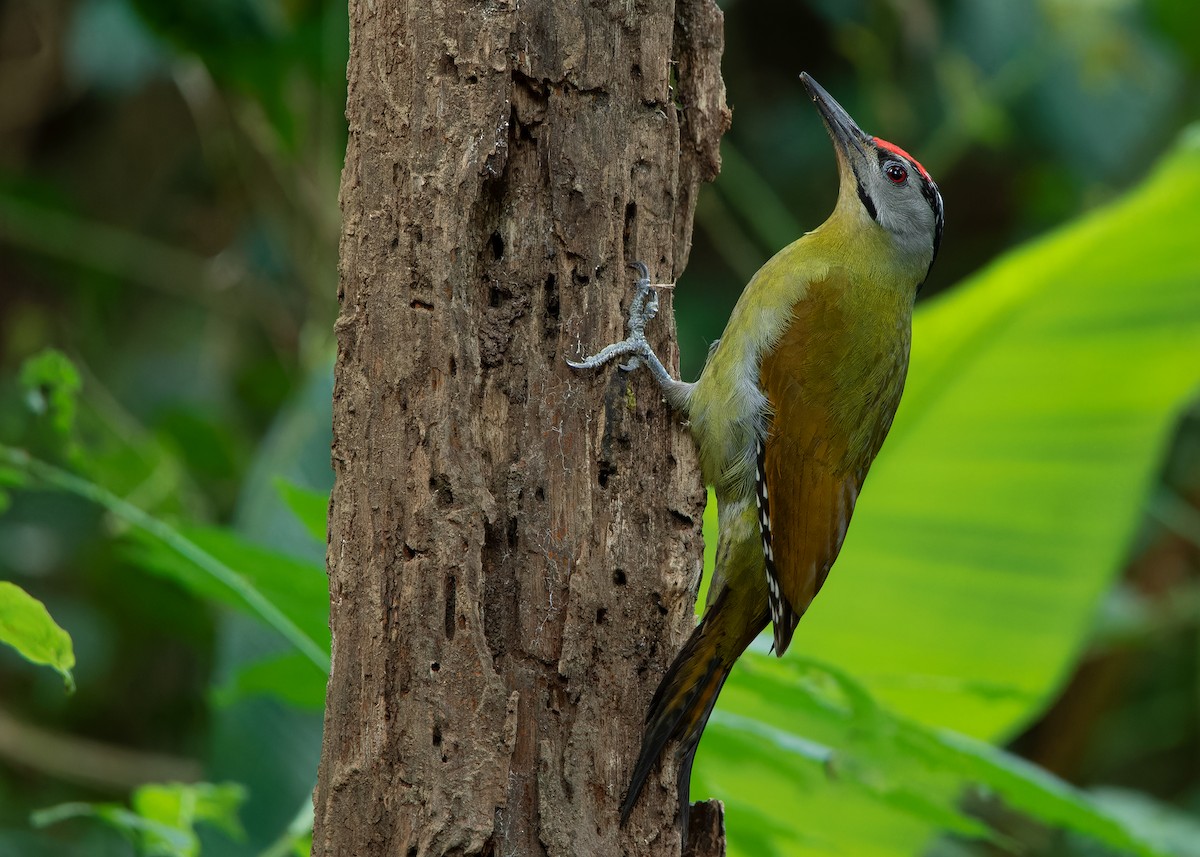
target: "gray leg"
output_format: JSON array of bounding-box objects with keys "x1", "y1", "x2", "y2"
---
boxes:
[{"x1": 568, "y1": 263, "x2": 693, "y2": 407}]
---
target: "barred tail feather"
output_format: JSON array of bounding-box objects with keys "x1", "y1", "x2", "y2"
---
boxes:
[
  {"x1": 619, "y1": 646, "x2": 728, "y2": 826},
  {"x1": 620, "y1": 586, "x2": 768, "y2": 827}
]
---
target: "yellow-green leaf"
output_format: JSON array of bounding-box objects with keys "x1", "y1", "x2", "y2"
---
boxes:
[{"x1": 0, "y1": 581, "x2": 75, "y2": 691}]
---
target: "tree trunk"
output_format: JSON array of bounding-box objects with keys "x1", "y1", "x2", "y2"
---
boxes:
[{"x1": 314, "y1": 1, "x2": 729, "y2": 855}]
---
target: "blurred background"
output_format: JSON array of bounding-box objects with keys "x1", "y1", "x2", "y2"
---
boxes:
[{"x1": 0, "y1": 1, "x2": 1198, "y2": 855}]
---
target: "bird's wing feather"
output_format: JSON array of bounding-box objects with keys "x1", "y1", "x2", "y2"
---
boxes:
[
  {"x1": 756, "y1": 270, "x2": 900, "y2": 655},
  {"x1": 757, "y1": 444, "x2": 860, "y2": 654}
]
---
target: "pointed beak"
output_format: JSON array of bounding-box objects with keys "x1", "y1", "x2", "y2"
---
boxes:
[{"x1": 800, "y1": 72, "x2": 872, "y2": 165}]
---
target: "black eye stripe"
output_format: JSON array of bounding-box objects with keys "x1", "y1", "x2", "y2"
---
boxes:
[{"x1": 855, "y1": 174, "x2": 878, "y2": 221}]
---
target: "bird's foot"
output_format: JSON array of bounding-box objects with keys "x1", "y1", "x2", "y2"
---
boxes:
[{"x1": 568, "y1": 262, "x2": 675, "y2": 377}]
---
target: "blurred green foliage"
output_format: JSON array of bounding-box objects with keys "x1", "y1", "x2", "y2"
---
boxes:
[
  {"x1": 33, "y1": 781, "x2": 249, "y2": 857},
  {"x1": 0, "y1": 1, "x2": 1198, "y2": 855}
]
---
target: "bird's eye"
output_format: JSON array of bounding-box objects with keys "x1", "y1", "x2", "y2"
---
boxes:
[{"x1": 885, "y1": 162, "x2": 907, "y2": 184}]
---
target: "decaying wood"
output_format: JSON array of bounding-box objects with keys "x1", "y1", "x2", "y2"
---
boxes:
[
  {"x1": 684, "y1": 801, "x2": 726, "y2": 857},
  {"x1": 314, "y1": 1, "x2": 730, "y2": 854}
]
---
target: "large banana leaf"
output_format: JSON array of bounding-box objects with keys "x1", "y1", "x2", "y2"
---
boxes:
[{"x1": 701, "y1": 655, "x2": 1170, "y2": 857}]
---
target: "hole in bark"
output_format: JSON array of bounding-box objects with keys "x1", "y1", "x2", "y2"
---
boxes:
[
  {"x1": 488, "y1": 285, "x2": 505, "y2": 307},
  {"x1": 597, "y1": 459, "x2": 616, "y2": 489},
  {"x1": 652, "y1": 592, "x2": 668, "y2": 616},
  {"x1": 402, "y1": 543, "x2": 415, "y2": 560},
  {"x1": 544, "y1": 273, "x2": 559, "y2": 324},
  {"x1": 595, "y1": 608, "x2": 607, "y2": 625},
  {"x1": 430, "y1": 474, "x2": 453, "y2": 506},
  {"x1": 669, "y1": 509, "x2": 695, "y2": 528},
  {"x1": 414, "y1": 227, "x2": 423, "y2": 243},
  {"x1": 612, "y1": 569, "x2": 626, "y2": 586},
  {"x1": 444, "y1": 576, "x2": 457, "y2": 640},
  {"x1": 489, "y1": 230, "x2": 504, "y2": 259},
  {"x1": 430, "y1": 661, "x2": 440, "y2": 672},
  {"x1": 467, "y1": 74, "x2": 479, "y2": 84},
  {"x1": 481, "y1": 520, "x2": 518, "y2": 671},
  {"x1": 390, "y1": 235, "x2": 399, "y2": 249},
  {"x1": 407, "y1": 848, "x2": 417, "y2": 857},
  {"x1": 506, "y1": 516, "x2": 518, "y2": 549},
  {"x1": 410, "y1": 299, "x2": 434, "y2": 311},
  {"x1": 432, "y1": 725, "x2": 442, "y2": 746},
  {"x1": 535, "y1": 485, "x2": 545, "y2": 502},
  {"x1": 623, "y1": 201, "x2": 637, "y2": 249},
  {"x1": 449, "y1": 356, "x2": 457, "y2": 376}
]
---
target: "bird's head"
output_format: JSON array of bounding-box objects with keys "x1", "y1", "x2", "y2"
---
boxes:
[{"x1": 800, "y1": 72, "x2": 943, "y2": 283}]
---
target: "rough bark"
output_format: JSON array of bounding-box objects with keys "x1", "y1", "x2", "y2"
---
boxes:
[{"x1": 314, "y1": 1, "x2": 730, "y2": 855}]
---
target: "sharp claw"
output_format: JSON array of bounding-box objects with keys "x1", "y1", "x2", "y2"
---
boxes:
[
  {"x1": 643, "y1": 289, "x2": 660, "y2": 322},
  {"x1": 567, "y1": 262, "x2": 669, "y2": 376}
]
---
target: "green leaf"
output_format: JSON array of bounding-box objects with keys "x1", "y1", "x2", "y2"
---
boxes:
[
  {"x1": 291, "y1": 833, "x2": 312, "y2": 857},
  {"x1": 708, "y1": 656, "x2": 1169, "y2": 857},
  {"x1": 787, "y1": 124, "x2": 1200, "y2": 741},
  {"x1": 0, "y1": 581, "x2": 75, "y2": 691},
  {"x1": 214, "y1": 651, "x2": 327, "y2": 710},
  {"x1": 698, "y1": 718, "x2": 949, "y2": 857},
  {"x1": 258, "y1": 801, "x2": 314, "y2": 857},
  {"x1": 1089, "y1": 788, "x2": 1200, "y2": 857},
  {"x1": 0, "y1": 445, "x2": 329, "y2": 672},
  {"x1": 0, "y1": 464, "x2": 27, "y2": 487},
  {"x1": 18, "y1": 348, "x2": 81, "y2": 438},
  {"x1": 132, "y1": 782, "x2": 247, "y2": 845},
  {"x1": 126, "y1": 525, "x2": 330, "y2": 655},
  {"x1": 33, "y1": 802, "x2": 194, "y2": 855},
  {"x1": 274, "y1": 478, "x2": 328, "y2": 543},
  {"x1": 32, "y1": 782, "x2": 246, "y2": 857}
]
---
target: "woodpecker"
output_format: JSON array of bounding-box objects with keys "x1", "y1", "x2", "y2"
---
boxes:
[{"x1": 570, "y1": 73, "x2": 943, "y2": 826}]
